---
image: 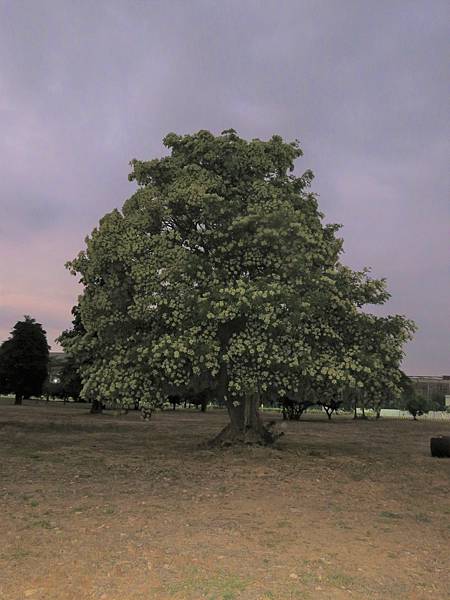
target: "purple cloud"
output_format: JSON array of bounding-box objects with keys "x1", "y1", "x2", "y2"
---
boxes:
[{"x1": 0, "y1": 0, "x2": 448, "y2": 374}]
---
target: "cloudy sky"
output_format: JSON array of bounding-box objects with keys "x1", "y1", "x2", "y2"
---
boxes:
[{"x1": 0, "y1": 0, "x2": 448, "y2": 374}]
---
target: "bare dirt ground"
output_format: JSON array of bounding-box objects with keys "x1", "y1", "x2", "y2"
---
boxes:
[{"x1": 0, "y1": 400, "x2": 449, "y2": 600}]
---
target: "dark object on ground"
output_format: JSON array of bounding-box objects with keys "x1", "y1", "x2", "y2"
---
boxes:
[
  {"x1": 430, "y1": 436, "x2": 450, "y2": 457},
  {"x1": 90, "y1": 399, "x2": 104, "y2": 414}
]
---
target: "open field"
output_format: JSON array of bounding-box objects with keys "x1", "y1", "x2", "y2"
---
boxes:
[{"x1": 0, "y1": 401, "x2": 449, "y2": 600}]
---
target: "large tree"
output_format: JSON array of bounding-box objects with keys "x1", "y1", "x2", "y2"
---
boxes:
[
  {"x1": 0, "y1": 316, "x2": 49, "y2": 404},
  {"x1": 66, "y1": 130, "x2": 414, "y2": 444}
]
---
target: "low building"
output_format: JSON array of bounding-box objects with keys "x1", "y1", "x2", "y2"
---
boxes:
[{"x1": 408, "y1": 375, "x2": 450, "y2": 403}]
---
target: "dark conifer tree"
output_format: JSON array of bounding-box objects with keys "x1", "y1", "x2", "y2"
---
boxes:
[{"x1": 0, "y1": 316, "x2": 49, "y2": 404}]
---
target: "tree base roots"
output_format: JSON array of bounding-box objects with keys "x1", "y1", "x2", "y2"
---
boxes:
[{"x1": 206, "y1": 422, "x2": 283, "y2": 448}]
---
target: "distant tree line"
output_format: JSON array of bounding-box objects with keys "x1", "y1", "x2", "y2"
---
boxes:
[
  {"x1": 270, "y1": 372, "x2": 443, "y2": 421},
  {"x1": 0, "y1": 312, "x2": 440, "y2": 423}
]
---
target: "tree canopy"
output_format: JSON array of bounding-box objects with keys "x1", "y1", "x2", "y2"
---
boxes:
[
  {"x1": 0, "y1": 316, "x2": 49, "y2": 404},
  {"x1": 65, "y1": 129, "x2": 415, "y2": 443}
]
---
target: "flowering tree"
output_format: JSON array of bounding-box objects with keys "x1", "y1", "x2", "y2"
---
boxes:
[{"x1": 65, "y1": 130, "x2": 414, "y2": 444}]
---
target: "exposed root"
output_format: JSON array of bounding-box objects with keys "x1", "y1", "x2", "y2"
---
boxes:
[{"x1": 206, "y1": 422, "x2": 284, "y2": 448}]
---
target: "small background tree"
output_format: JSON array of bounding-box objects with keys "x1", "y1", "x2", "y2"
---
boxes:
[
  {"x1": 317, "y1": 393, "x2": 343, "y2": 420},
  {"x1": 0, "y1": 316, "x2": 49, "y2": 404},
  {"x1": 405, "y1": 393, "x2": 431, "y2": 420}
]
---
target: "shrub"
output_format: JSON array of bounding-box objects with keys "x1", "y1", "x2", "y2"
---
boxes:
[{"x1": 405, "y1": 394, "x2": 430, "y2": 420}]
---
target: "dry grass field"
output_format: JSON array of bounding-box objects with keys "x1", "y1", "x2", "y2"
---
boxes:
[{"x1": 0, "y1": 400, "x2": 449, "y2": 600}]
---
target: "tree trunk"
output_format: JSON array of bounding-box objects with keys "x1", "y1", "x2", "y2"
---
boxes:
[
  {"x1": 14, "y1": 393, "x2": 23, "y2": 405},
  {"x1": 208, "y1": 327, "x2": 280, "y2": 446},
  {"x1": 209, "y1": 395, "x2": 278, "y2": 446},
  {"x1": 90, "y1": 399, "x2": 103, "y2": 414}
]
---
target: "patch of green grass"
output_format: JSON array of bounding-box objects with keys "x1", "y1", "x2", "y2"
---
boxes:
[
  {"x1": 298, "y1": 572, "x2": 318, "y2": 585},
  {"x1": 327, "y1": 572, "x2": 356, "y2": 588},
  {"x1": 31, "y1": 519, "x2": 53, "y2": 529},
  {"x1": 276, "y1": 520, "x2": 291, "y2": 528},
  {"x1": 264, "y1": 539, "x2": 281, "y2": 549},
  {"x1": 335, "y1": 520, "x2": 352, "y2": 530},
  {"x1": 4, "y1": 548, "x2": 31, "y2": 561},
  {"x1": 164, "y1": 568, "x2": 248, "y2": 599},
  {"x1": 21, "y1": 495, "x2": 39, "y2": 507},
  {"x1": 291, "y1": 591, "x2": 311, "y2": 599},
  {"x1": 307, "y1": 449, "x2": 328, "y2": 458},
  {"x1": 379, "y1": 511, "x2": 403, "y2": 520},
  {"x1": 348, "y1": 467, "x2": 370, "y2": 481},
  {"x1": 48, "y1": 455, "x2": 66, "y2": 463},
  {"x1": 72, "y1": 506, "x2": 89, "y2": 513},
  {"x1": 414, "y1": 513, "x2": 431, "y2": 523},
  {"x1": 12, "y1": 449, "x2": 43, "y2": 460},
  {"x1": 29, "y1": 453, "x2": 42, "y2": 460}
]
